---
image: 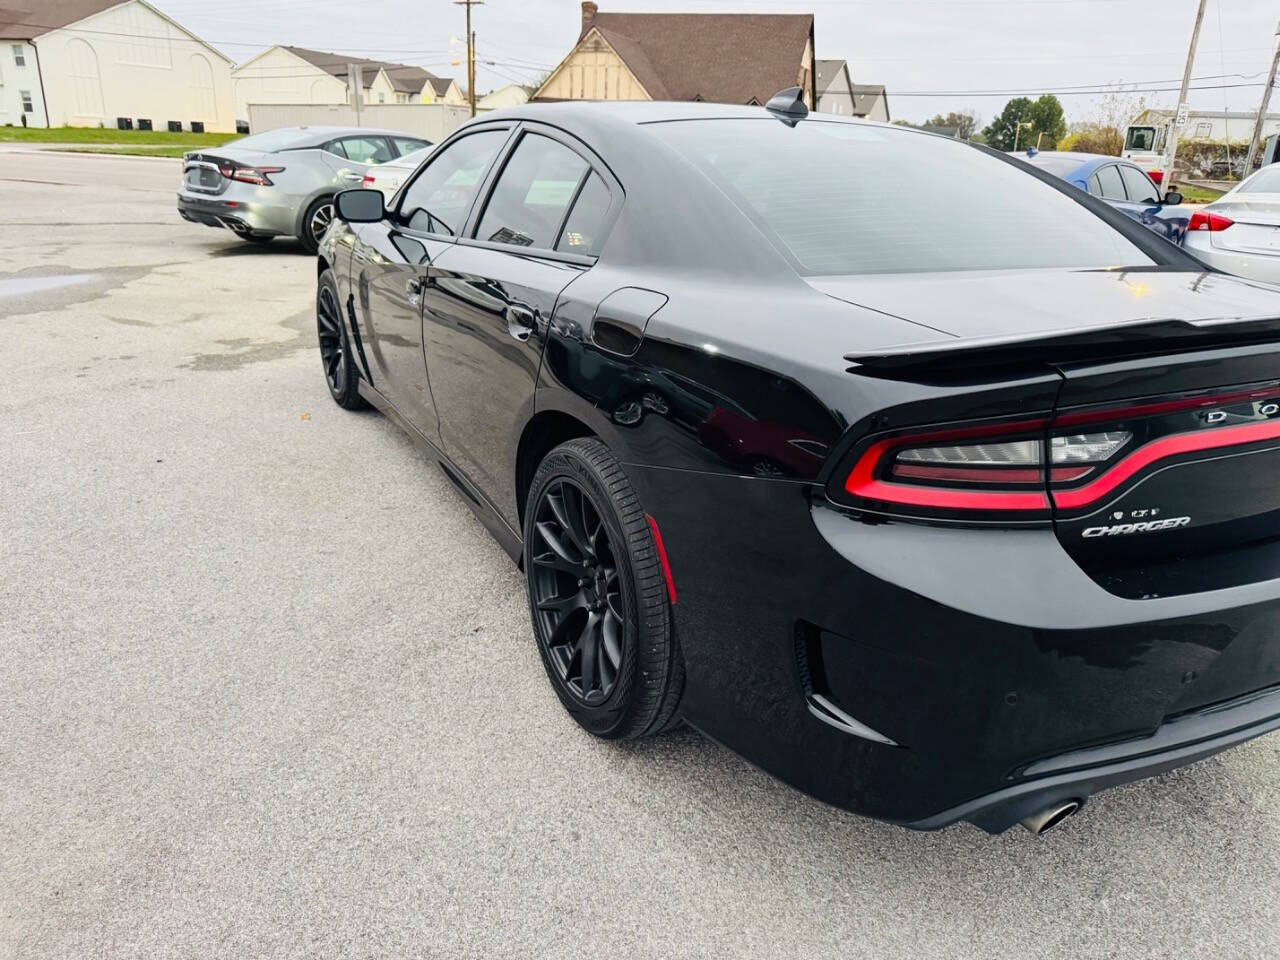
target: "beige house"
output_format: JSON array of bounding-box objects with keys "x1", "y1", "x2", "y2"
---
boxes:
[
  {"x1": 534, "y1": 3, "x2": 815, "y2": 108},
  {"x1": 232, "y1": 46, "x2": 461, "y2": 125},
  {"x1": 476, "y1": 83, "x2": 534, "y2": 113},
  {"x1": 815, "y1": 59, "x2": 889, "y2": 122},
  {"x1": 0, "y1": 0, "x2": 234, "y2": 130}
]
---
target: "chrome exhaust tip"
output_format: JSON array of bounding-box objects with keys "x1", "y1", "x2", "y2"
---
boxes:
[{"x1": 1019, "y1": 799, "x2": 1081, "y2": 836}]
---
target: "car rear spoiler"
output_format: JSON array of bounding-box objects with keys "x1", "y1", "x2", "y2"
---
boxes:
[{"x1": 846, "y1": 315, "x2": 1280, "y2": 375}]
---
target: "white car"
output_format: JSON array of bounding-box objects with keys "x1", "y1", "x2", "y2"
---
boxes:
[
  {"x1": 1184, "y1": 165, "x2": 1280, "y2": 283},
  {"x1": 360, "y1": 144, "x2": 434, "y2": 201}
]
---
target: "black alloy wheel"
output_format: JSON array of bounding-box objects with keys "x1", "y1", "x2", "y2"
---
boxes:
[
  {"x1": 524, "y1": 438, "x2": 684, "y2": 739},
  {"x1": 316, "y1": 269, "x2": 366, "y2": 410},
  {"x1": 530, "y1": 478, "x2": 626, "y2": 704}
]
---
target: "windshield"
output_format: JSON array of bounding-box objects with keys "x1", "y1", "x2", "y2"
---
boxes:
[
  {"x1": 1239, "y1": 166, "x2": 1280, "y2": 193},
  {"x1": 223, "y1": 128, "x2": 318, "y2": 153},
  {"x1": 649, "y1": 119, "x2": 1153, "y2": 276},
  {"x1": 1125, "y1": 126, "x2": 1156, "y2": 152}
]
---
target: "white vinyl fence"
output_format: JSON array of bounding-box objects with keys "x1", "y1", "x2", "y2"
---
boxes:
[{"x1": 246, "y1": 103, "x2": 471, "y2": 141}]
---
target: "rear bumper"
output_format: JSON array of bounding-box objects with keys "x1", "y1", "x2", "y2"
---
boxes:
[
  {"x1": 907, "y1": 681, "x2": 1280, "y2": 832},
  {"x1": 625, "y1": 464, "x2": 1280, "y2": 833},
  {"x1": 176, "y1": 190, "x2": 295, "y2": 238},
  {"x1": 1184, "y1": 233, "x2": 1280, "y2": 283}
]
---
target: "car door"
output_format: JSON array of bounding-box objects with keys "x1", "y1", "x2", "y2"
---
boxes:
[
  {"x1": 348, "y1": 126, "x2": 512, "y2": 434},
  {"x1": 422, "y1": 124, "x2": 621, "y2": 524},
  {"x1": 1115, "y1": 162, "x2": 1180, "y2": 240},
  {"x1": 321, "y1": 135, "x2": 395, "y2": 191}
]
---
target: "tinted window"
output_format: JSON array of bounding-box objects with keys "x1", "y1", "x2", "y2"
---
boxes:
[
  {"x1": 398, "y1": 129, "x2": 507, "y2": 236},
  {"x1": 476, "y1": 134, "x2": 587, "y2": 249},
  {"x1": 1239, "y1": 167, "x2": 1280, "y2": 193},
  {"x1": 1095, "y1": 164, "x2": 1126, "y2": 200},
  {"x1": 557, "y1": 172, "x2": 611, "y2": 255},
  {"x1": 338, "y1": 136, "x2": 392, "y2": 164},
  {"x1": 1125, "y1": 127, "x2": 1156, "y2": 151},
  {"x1": 650, "y1": 119, "x2": 1152, "y2": 276},
  {"x1": 1087, "y1": 173, "x2": 1103, "y2": 197},
  {"x1": 1120, "y1": 165, "x2": 1160, "y2": 203},
  {"x1": 394, "y1": 136, "x2": 431, "y2": 156}
]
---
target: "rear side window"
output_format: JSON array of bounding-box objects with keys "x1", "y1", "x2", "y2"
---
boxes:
[
  {"x1": 337, "y1": 136, "x2": 392, "y2": 164},
  {"x1": 1120, "y1": 165, "x2": 1159, "y2": 204},
  {"x1": 1094, "y1": 164, "x2": 1126, "y2": 201},
  {"x1": 557, "y1": 172, "x2": 611, "y2": 255},
  {"x1": 475, "y1": 133, "x2": 587, "y2": 249},
  {"x1": 394, "y1": 136, "x2": 430, "y2": 156},
  {"x1": 649, "y1": 119, "x2": 1152, "y2": 276},
  {"x1": 397, "y1": 129, "x2": 507, "y2": 236}
]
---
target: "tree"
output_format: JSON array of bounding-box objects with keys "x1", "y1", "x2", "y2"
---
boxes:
[
  {"x1": 1063, "y1": 92, "x2": 1148, "y2": 157},
  {"x1": 982, "y1": 95, "x2": 1066, "y2": 151},
  {"x1": 982, "y1": 97, "x2": 1032, "y2": 151},
  {"x1": 926, "y1": 111, "x2": 980, "y2": 140}
]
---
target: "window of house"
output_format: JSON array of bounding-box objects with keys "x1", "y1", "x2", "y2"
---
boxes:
[
  {"x1": 475, "y1": 133, "x2": 588, "y2": 250},
  {"x1": 397, "y1": 129, "x2": 508, "y2": 236},
  {"x1": 20, "y1": 90, "x2": 33, "y2": 113},
  {"x1": 1194, "y1": 122, "x2": 1212, "y2": 138},
  {"x1": 377, "y1": 92, "x2": 385, "y2": 103},
  {"x1": 12, "y1": 44, "x2": 24, "y2": 67}
]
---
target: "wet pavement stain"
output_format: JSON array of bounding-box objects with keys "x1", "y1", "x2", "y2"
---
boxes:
[{"x1": 179, "y1": 308, "x2": 314, "y2": 372}]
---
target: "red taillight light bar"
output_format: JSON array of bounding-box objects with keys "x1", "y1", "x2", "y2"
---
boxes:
[
  {"x1": 1188, "y1": 210, "x2": 1233, "y2": 232},
  {"x1": 217, "y1": 161, "x2": 284, "y2": 186},
  {"x1": 1148, "y1": 169, "x2": 1165, "y2": 185},
  {"x1": 361, "y1": 174, "x2": 376, "y2": 188}
]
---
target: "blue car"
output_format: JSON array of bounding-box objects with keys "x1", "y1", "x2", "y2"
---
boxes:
[{"x1": 1012, "y1": 150, "x2": 1190, "y2": 245}]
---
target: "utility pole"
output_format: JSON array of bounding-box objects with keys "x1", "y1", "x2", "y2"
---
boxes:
[
  {"x1": 453, "y1": 0, "x2": 484, "y2": 117},
  {"x1": 1245, "y1": 20, "x2": 1280, "y2": 175},
  {"x1": 1161, "y1": 0, "x2": 1208, "y2": 187},
  {"x1": 347, "y1": 63, "x2": 363, "y2": 127}
]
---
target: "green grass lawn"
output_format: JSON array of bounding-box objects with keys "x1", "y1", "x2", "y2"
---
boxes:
[
  {"x1": 58, "y1": 145, "x2": 198, "y2": 158},
  {"x1": 0, "y1": 125, "x2": 238, "y2": 147},
  {"x1": 1178, "y1": 183, "x2": 1227, "y2": 203}
]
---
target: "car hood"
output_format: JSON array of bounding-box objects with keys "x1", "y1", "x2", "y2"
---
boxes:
[{"x1": 808, "y1": 267, "x2": 1280, "y2": 341}]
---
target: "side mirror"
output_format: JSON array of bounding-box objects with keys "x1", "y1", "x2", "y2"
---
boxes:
[
  {"x1": 334, "y1": 188, "x2": 385, "y2": 223},
  {"x1": 1163, "y1": 191, "x2": 1184, "y2": 205}
]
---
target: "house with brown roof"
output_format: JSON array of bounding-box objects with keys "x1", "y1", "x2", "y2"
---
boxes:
[
  {"x1": 0, "y1": 0, "x2": 234, "y2": 129},
  {"x1": 231, "y1": 46, "x2": 463, "y2": 125},
  {"x1": 533, "y1": 3, "x2": 815, "y2": 108}
]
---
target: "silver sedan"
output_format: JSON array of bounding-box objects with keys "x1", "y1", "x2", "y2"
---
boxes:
[
  {"x1": 177, "y1": 126, "x2": 431, "y2": 252},
  {"x1": 1184, "y1": 165, "x2": 1280, "y2": 283}
]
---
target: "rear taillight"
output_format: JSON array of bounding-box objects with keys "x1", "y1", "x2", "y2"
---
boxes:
[
  {"x1": 361, "y1": 174, "x2": 376, "y2": 187},
  {"x1": 216, "y1": 160, "x2": 284, "y2": 186},
  {"x1": 1188, "y1": 210, "x2": 1233, "y2": 232},
  {"x1": 840, "y1": 418, "x2": 1133, "y2": 520},
  {"x1": 1148, "y1": 169, "x2": 1165, "y2": 184}
]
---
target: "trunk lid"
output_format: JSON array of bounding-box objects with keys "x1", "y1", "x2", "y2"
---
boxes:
[
  {"x1": 181, "y1": 147, "x2": 281, "y2": 196},
  {"x1": 1202, "y1": 197, "x2": 1280, "y2": 255}
]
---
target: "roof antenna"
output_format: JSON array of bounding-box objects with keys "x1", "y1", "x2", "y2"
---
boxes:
[{"x1": 765, "y1": 86, "x2": 808, "y2": 127}]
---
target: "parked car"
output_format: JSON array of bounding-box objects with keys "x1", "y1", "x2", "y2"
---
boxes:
[
  {"x1": 317, "y1": 97, "x2": 1280, "y2": 836},
  {"x1": 1013, "y1": 149, "x2": 1191, "y2": 244},
  {"x1": 1183, "y1": 164, "x2": 1280, "y2": 282},
  {"x1": 177, "y1": 126, "x2": 431, "y2": 252},
  {"x1": 361, "y1": 144, "x2": 434, "y2": 201}
]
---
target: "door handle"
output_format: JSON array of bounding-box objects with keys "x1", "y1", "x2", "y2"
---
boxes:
[
  {"x1": 505, "y1": 304, "x2": 536, "y2": 341},
  {"x1": 340, "y1": 171, "x2": 363, "y2": 183}
]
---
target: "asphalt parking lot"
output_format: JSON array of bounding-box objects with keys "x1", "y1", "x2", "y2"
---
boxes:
[{"x1": 4, "y1": 147, "x2": 1280, "y2": 959}]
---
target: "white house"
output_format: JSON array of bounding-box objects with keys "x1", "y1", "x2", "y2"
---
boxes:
[
  {"x1": 232, "y1": 46, "x2": 462, "y2": 125},
  {"x1": 814, "y1": 59, "x2": 889, "y2": 122},
  {"x1": 0, "y1": 0, "x2": 234, "y2": 131},
  {"x1": 476, "y1": 83, "x2": 533, "y2": 113}
]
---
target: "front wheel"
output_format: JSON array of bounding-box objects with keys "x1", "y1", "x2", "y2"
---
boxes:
[
  {"x1": 524, "y1": 438, "x2": 684, "y2": 739},
  {"x1": 316, "y1": 268, "x2": 366, "y2": 410}
]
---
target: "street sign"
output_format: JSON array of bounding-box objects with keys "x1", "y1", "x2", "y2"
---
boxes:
[{"x1": 1175, "y1": 102, "x2": 1190, "y2": 127}]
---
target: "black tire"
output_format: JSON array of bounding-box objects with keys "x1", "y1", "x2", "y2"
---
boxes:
[
  {"x1": 238, "y1": 233, "x2": 273, "y2": 244},
  {"x1": 524, "y1": 437, "x2": 684, "y2": 739},
  {"x1": 300, "y1": 195, "x2": 334, "y2": 254},
  {"x1": 316, "y1": 268, "x2": 366, "y2": 410}
]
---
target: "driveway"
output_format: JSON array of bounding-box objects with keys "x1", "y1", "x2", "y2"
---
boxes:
[{"x1": 2, "y1": 150, "x2": 1279, "y2": 960}]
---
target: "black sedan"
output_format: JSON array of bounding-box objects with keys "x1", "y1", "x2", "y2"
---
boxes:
[{"x1": 315, "y1": 94, "x2": 1280, "y2": 835}]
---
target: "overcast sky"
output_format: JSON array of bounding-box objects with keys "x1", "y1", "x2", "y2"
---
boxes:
[{"x1": 154, "y1": 0, "x2": 1280, "y2": 128}]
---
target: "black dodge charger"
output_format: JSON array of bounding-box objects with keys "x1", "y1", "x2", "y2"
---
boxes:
[{"x1": 315, "y1": 94, "x2": 1280, "y2": 835}]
